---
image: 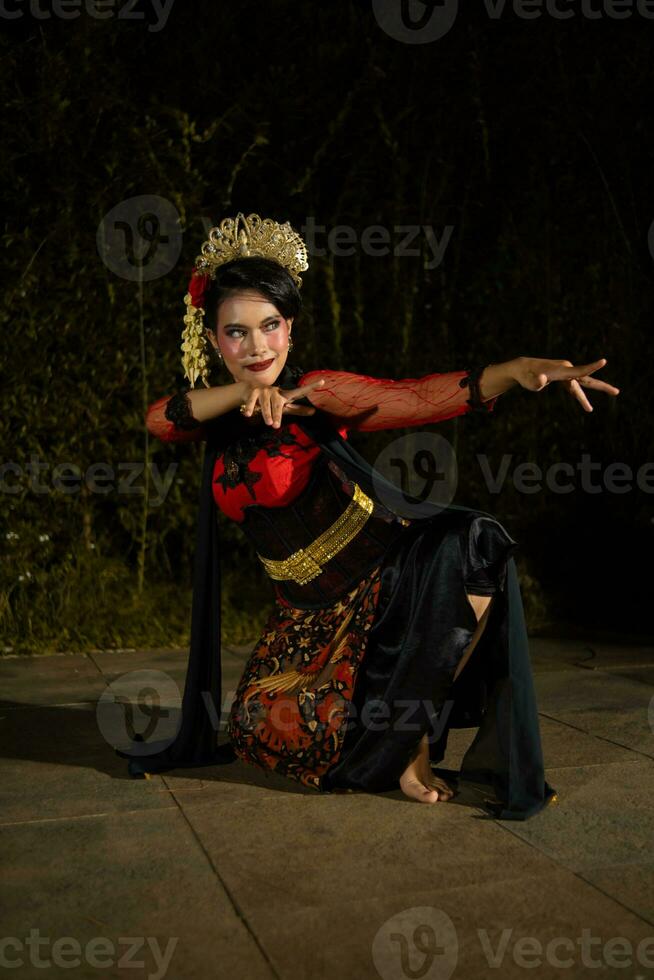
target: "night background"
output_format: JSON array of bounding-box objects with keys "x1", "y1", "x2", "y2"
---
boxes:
[{"x1": 2, "y1": 0, "x2": 652, "y2": 654}]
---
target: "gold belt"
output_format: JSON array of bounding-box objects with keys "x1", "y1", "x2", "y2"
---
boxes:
[{"x1": 257, "y1": 482, "x2": 375, "y2": 585}]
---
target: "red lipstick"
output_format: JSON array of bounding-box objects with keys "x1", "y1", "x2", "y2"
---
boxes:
[{"x1": 245, "y1": 358, "x2": 275, "y2": 372}]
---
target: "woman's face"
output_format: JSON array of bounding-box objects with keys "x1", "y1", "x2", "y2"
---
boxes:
[{"x1": 206, "y1": 289, "x2": 293, "y2": 387}]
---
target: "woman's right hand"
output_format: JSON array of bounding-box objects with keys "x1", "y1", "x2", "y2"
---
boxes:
[{"x1": 241, "y1": 376, "x2": 326, "y2": 427}]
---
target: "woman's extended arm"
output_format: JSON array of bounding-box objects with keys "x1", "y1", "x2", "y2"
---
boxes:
[
  {"x1": 145, "y1": 376, "x2": 324, "y2": 442},
  {"x1": 295, "y1": 356, "x2": 619, "y2": 432},
  {"x1": 183, "y1": 380, "x2": 250, "y2": 422},
  {"x1": 145, "y1": 381, "x2": 249, "y2": 443},
  {"x1": 478, "y1": 361, "x2": 520, "y2": 401},
  {"x1": 296, "y1": 365, "x2": 504, "y2": 432}
]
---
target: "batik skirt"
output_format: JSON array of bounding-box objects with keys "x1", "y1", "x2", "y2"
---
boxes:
[{"x1": 227, "y1": 508, "x2": 519, "y2": 793}]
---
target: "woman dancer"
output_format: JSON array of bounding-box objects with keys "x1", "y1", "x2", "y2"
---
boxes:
[{"x1": 117, "y1": 213, "x2": 619, "y2": 817}]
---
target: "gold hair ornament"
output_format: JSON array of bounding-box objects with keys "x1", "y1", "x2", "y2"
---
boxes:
[{"x1": 181, "y1": 212, "x2": 309, "y2": 388}]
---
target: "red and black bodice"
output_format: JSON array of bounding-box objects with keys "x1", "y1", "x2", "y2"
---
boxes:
[
  {"x1": 145, "y1": 366, "x2": 498, "y2": 605},
  {"x1": 210, "y1": 416, "x2": 407, "y2": 606}
]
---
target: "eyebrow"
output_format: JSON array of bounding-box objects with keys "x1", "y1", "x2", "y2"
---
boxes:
[{"x1": 222, "y1": 315, "x2": 280, "y2": 330}]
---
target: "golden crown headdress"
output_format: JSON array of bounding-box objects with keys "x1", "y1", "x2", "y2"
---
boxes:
[{"x1": 181, "y1": 212, "x2": 309, "y2": 388}]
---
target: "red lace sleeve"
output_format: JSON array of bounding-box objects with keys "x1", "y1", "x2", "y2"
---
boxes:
[
  {"x1": 145, "y1": 394, "x2": 208, "y2": 443},
  {"x1": 296, "y1": 368, "x2": 498, "y2": 432}
]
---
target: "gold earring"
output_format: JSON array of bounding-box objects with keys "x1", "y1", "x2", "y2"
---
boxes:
[{"x1": 288, "y1": 338, "x2": 294, "y2": 352}]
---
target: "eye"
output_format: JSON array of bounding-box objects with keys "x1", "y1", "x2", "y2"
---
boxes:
[{"x1": 226, "y1": 320, "x2": 281, "y2": 338}]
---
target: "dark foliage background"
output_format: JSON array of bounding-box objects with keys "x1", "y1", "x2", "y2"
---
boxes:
[{"x1": 2, "y1": 1, "x2": 652, "y2": 652}]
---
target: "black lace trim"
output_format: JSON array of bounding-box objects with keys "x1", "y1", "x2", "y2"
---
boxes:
[
  {"x1": 164, "y1": 391, "x2": 201, "y2": 430},
  {"x1": 458, "y1": 364, "x2": 493, "y2": 413},
  {"x1": 279, "y1": 362, "x2": 305, "y2": 388}
]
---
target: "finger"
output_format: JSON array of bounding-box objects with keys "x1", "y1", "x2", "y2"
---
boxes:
[
  {"x1": 284, "y1": 403, "x2": 317, "y2": 415},
  {"x1": 561, "y1": 357, "x2": 607, "y2": 379},
  {"x1": 271, "y1": 392, "x2": 286, "y2": 428},
  {"x1": 578, "y1": 377, "x2": 621, "y2": 395},
  {"x1": 242, "y1": 388, "x2": 260, "y2": 416},
  {"x1": 569, "y1": 378, "x2": 593, "y2": 412},
  {"x1": 260, "y1": 388, "x2": 273, "y2": 425},
  {"x1": 290, "y1": 378, "x2": 326, "y2": 398}
]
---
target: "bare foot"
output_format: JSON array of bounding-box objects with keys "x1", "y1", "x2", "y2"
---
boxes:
[{"x1": 399, "y1": 733, "x2": 455, "y2": 804}]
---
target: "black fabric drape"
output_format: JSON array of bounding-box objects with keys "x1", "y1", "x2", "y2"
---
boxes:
[
  {"x1": 116, "y1": 362, "x2": 555, "y2": 820},
  {"x1": 115, "y1": 399, "x2": 226, "y2": 774}
]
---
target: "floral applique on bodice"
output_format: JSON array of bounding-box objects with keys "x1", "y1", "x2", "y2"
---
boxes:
[
  {"x1": 211, "y1": 419, "x2": 349, "y2": 523},
  {"x1": 214, "y1": 424, "x2": 309, "y2": 500}
]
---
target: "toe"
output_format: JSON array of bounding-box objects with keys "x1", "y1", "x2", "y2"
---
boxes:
[
  {"x1": 429, "y1": 781, "x2": 453, "y2": 800},
  {"x1": 400, "y1": 775, "x2": 440, "y2": 803}
]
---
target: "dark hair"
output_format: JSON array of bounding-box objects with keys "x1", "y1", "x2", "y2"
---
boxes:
[{"x1": 204, "y1": 257, "x2": 302, "y2": 334}]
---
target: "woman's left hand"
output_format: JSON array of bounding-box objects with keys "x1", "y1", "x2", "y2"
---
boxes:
[{"x1": 511, "y1": 357, "x2": 620, "y2": 412}]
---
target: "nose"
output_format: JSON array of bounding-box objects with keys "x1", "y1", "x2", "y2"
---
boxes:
[{"x1": 245, "y1": 331, "x2": 269, "y2": 356}]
